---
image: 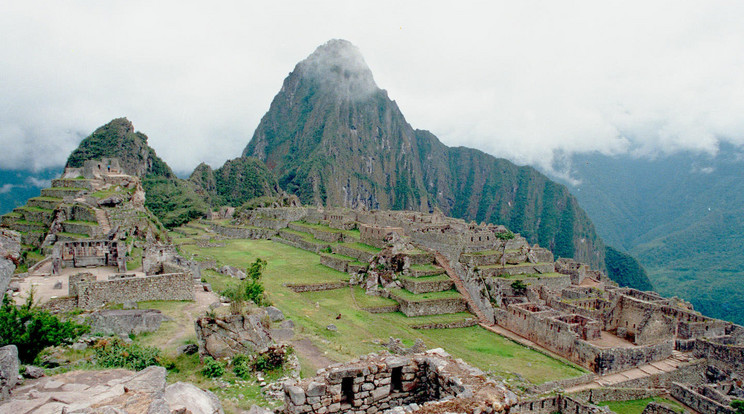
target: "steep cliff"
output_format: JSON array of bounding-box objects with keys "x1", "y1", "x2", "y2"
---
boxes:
[{"x1": 242, "y1": 40, "x2": 606, "y2": 268}]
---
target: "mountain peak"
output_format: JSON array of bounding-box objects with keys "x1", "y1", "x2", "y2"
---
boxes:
[{"x1": 294, "y1": 39, "x2": 378, "y2": 98}]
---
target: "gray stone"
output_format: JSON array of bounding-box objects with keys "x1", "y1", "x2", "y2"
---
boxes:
[
  {"x1": 246, "y1": 405, "x2": 274, "y2": 414},
  {"x1": 72, "y1": 342, "x2": 88, "y2": 351},
  {"x1": 306, "y1": 381, "x2": 326, "y2": 397},
  {"x1": 87, "y1": 309, "x2": 164, "y2": 336},
  {"x1": 164, "y1": 381, "x2": 224, "y2": 414},
  {"x1": 146, "y1": 398, "x2": 171, "y2": 414},
  {"x1": 281, "y1": 319, "x2": 295, "y2": 329},
  {"x1": 122, "y1": 365, "x2": 167, "y2": 394},
  {"x1": 122, "y1": 300, "x2": 138, "y2": 310},
  {"x1": 23, "y1": 365, "x2": 45, "y2": 379},
  {"x1": 266, "y1": 306, "x2": 284, "y2": 322},
  {"x1": 326, "y1": 324, "x2": 337, "y2": 332},
  {"x1": 0, "y1": 345, "x2": 20, "y2": 400},
  {"x1": 53, "y1": 280, "x2": 63, "y2": 290},
  {"x1": 195, "y1": 313, "x2": 273, "y2": 359},
  {"x1": 287, "y1": 385, "x2": 306, "y2": 405}
]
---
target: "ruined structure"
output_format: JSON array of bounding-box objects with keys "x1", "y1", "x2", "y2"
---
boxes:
[
  {"x1": 51, "y1": 240, "x2": 126, "y2": 274},
  {"x1": 0, "y1": 229, "x2": 20, "y2": 296}
]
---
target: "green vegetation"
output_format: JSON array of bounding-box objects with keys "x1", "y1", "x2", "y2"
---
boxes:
[
  {"x1": 0, "y1": 294, "x2": 89, "y2": 363},
  {"x1": 597, "y1": 397, "x2": 685, "y2": 414},
  {"x1": 390, "y1": 288, "x2": 462, "y2": 302},
  {"x1": 605, "y1": 246, "x2": 653, "y2": 291},
  {"x1": 94, "y1": 337, "x2": 162, "y2": 370},
  {"x1": 142, "y1": 176, "x2": 208, "y2": 228},
  {"x1": 511, "y1": 280, "x2": 528, "y2": 295},
  {"x1": 180, "y1": 234, "x2": 585, "y2": 383},
  {"x1": 201, "y1": 356, "x2": 225, "y2": 378},
  {"x1": 222, "y1": 258, "x2": 269, "y2": 311}
]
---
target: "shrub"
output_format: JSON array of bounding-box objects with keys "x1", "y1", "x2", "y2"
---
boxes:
[
  {"x1": 495, "y1": 230, "x2": 515, "y2": 241},
  {"x1": 232, "y1": 354, "x2": 251, "y2": 379},
  {"x1": 0, "y1": 294, "x2": 89, "y2": 364},
  {"x1": 201, "y1": 356, "x2": 225, "y2": 378},
  {"x1": 94, "y1": 338, "x2": 161, "y2": 370},
  {"x1": 510, "y1": 280, "x2": 528, "y2": 295},
  {"x1": 221, "y1": 258, "x2": 269, "y2": 312},
  {"x1": 252, "y1": 345, "x2": 291, "y2": 372}
]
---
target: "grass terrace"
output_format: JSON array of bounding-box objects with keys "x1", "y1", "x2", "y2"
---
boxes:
[
  {"x1": 597, "y1": 397, "x2": 685, "y2": 414},
  {"x1": 390, "y1": 288, "x2": 462, "y2": 302},
  {"x1": 176, "y1": 223, "x2": 587, "y2": 385}
]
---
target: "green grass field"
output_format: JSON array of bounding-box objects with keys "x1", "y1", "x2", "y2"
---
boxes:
[
  {"x1": 597, "y1": 397, "x2": 685, "y2": 414},
  {"x1": 178, "y1": 234, "x2": 586, "y2": 384}
]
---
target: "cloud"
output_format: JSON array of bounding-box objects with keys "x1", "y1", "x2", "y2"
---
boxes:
[
  {"x1": 0, "y1": 184, "x2": 16, "y2": 194},
  {"x1": 25, "y1": 176, "x2": 51, "y2": 188},
  {"x1": 0, "y1": 1, "x2": 743, "y2": 175}
]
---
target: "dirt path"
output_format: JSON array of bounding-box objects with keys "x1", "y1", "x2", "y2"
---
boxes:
[
  {"x1": 162, "y1": 288, "x2": 218, "y2": 349},
  {"x1": 291, "y1": 338, "x2": 337, "y2": 372}
]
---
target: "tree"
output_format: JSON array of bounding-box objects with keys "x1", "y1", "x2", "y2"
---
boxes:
[
  {"x1": 0, "y1": 293, "x2": 89, "y2": 363},
  {"x1": 511, "y1": 280, "x2": 528, "y2": 295}
]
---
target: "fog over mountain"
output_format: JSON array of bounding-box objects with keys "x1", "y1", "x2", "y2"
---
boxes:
[{"x1": 0, "y1": 1, "x2": 743, "y2": 176}]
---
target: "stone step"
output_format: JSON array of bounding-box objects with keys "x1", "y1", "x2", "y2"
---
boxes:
[
  {"x1": 41, "y1": 187, "x2": 86, "y2": 199},
  {"x1": 27, "y1": 197, "x2": 63, "y2": 210},
  {"x1": 408, "y1": 264, "x2": 445, "y2": 278}
]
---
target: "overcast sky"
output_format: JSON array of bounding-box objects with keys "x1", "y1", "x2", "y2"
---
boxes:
[{"x1": 1, "y1": 1, "x2": 743, "y2": 175}]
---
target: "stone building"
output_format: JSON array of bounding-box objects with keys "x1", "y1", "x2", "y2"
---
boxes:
[{"x1": 51, "y1": 240, "x2": 126, "y2": 274}]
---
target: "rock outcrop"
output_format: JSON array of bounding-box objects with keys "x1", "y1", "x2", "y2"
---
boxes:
[
  {"x1": 0, "y1": 345, "x2": 20, "y2": 400},
  {"x1": 0, "y1": 365, "x2": 224, "y2": 413},
  {"x1": 195, "y1": 310, "x2": 273, "y2": 359},
  {"x1": 86, "y1": 309, "x2": 166, "y2": 336},
  {"x1": 0, "y1": 229, "x2": 20, "y2": 295}
]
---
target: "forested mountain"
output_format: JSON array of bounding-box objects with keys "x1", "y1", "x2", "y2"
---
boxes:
[
  {"x1": 242, "y1": 39, "x2": 614, "y2": 271},
  {"x1": 550, "y1": 144, "x2": 744, "y2": 323},
  {"x1": 65, "y1": 118, "x2": 208, "y2": 227}
]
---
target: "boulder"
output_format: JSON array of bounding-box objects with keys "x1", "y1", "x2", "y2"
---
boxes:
[
  {"x1": 23, "y1": 365, "x2": 45, "y2": 379},
  {"x1": 246, "y1": 405, "x2": 274, "y2": 414},
  {"x1": 219, "y1": 265, "x2": 246, "y2": 280},
  {"x1": 164, "y1": 382, "x2": 224, "y2": 414},
  {"x1": 122, "y1": 366, "x2": 167, "y2": 394},
  {"x1": 123, "y1": 300, "x2": 138, "y2": 310},
  {"x1": 326, "y1": 324, "x2": 337, "y2": 332},
  {"x1": 87, "y1": 309, "x2": 165, "y2": 336},
  {"x1": 53, "y1": 281, "x2": 63, "y2": 290},
  {"x1": 195, "y1": 312, "x2": 273, "y2": 359},
  {"x1": 265, "y1": 306, "x2": 284, "y2": 322},
  {"x1": 0, "y1": 345, "x2": 20, "y2": 400}
]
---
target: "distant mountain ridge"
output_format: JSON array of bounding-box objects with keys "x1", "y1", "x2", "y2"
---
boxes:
[{"x1": 549, "y1": 144, "x2": 744, "y2": 323}]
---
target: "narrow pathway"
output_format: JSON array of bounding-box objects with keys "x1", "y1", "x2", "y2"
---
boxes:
[
  {"x1": 433, "y1": 252, "x2": 489, "y2": 323},
  {"x1": 94, "y1": 207, "x2": 111, "y2": 235},
  {"x1": 563, "y1": 351, "x2": 692, "y2": 393}
]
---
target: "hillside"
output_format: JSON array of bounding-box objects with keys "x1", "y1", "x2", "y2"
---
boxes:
[
  {"x1": 550, "y1": 145, "x2": 744, "y2": 323},
  {"x1": 189, "y1": 157, "x2": 281, "y2": 208},
  {"x1": 242, "y1": 39, "x2": 608, "y2": 271},
  {"x1": 65, "y1": 118, "x2": 208, "y2": 227}
]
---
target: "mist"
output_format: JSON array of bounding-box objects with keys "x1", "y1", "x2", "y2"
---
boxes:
[{"x1": 1, "y1": 1, "x2": 743, "y2": 175}]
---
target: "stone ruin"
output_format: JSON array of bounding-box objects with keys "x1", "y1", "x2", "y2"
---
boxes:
[
  {"x1": 282, "y1": 349, "x2": 518, "y2": 414},
  {"x1": 194, "y1": 309, "x2": 275, "y2": 360},
  {"x1": 51, "y1": 240, "x2": 126, "y2": 274},
  {"x1": 0, "y1": 229, "x2": 20, "y2": 296}
]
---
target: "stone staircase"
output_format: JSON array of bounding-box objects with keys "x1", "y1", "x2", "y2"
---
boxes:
[
  {"x1": 435, "y1": 252, "x2": 490, "y2": 323},
  {"x1": 94, "y1": 207, "x2": 111, "y2": 235}
]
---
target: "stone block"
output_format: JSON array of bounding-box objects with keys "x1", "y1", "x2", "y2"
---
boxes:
[{"x1": 287, "y1": 386, "x2": 306, "y2": 406}]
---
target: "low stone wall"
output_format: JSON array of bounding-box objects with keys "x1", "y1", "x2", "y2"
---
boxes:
[
  {"x1": 362, "y1": 305, "x2": 401, "y2": 314},
  {"x1": 693, "y1": 336, "x2": 744, "y2": 377},
  {"x1": 670, "y1": 382, "x2": 734, "y2": 414},
  {"x1": 642, "y1": 401, "x2": 682, "y2": 414},
  {"x1": 40, "y1": 296, "x2": 78, "y2": 313},
  {"x1": 480, "y1": 263, "x2": 556, "y2": 277},
  {"x1": 320, "y1": 254, "x2": 352, "y2": 273},
  {"x1": 288, "y1": 223, "x2": 343, "y2": 243},
  {"x1": 76, "y1": 273, "x2": 193, "y2": 309},
  {"x1": 508, "y1": 395, "x2": 608, "y2": 414},
  {"x1": 332, "y1": 244, "x2": 376, "y2": 263},
  {"x1": 573, "y1": 387, "x2": 665, "y2": 404},
  {"x1": 285, "y1": 282, "x2": 349, "y2": 293},
  {"x1": 400, "y1": 277, "x2": 454, "y2": 294},
  {"x1": 209, "y1": 223, "x2": 277, "y2": 239},
  {"x1": 409, "y1": 266, "x2": 444, "y2": 277},
  {"x1": 87, "y1": 309, "x2": 165, "y2": 336},
  {"x1": 394, "y1": 296, "x2": 467, "y2": 317},
  {"x1": 277, "y1": 231, "x2": 329, "y2": 253},
  {"x1": 526, "y1": 373, "x2": 596, "y2": 395},
  {"x1": 411, "y1": 319, "x2": 477, "y2": 330}
]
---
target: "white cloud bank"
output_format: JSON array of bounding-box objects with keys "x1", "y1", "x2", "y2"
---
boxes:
[{"x1": 0, "y1": 1, "x2": 743, "y2": 174}]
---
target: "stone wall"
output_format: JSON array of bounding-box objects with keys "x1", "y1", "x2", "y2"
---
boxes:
[
  {"x1": 39, "y1": 296, "x2": 79, "y2": 313},
  {"x1": 285, "y1": 282, "x2": 349, "y2": 293},
  {"x1": 76, "y1": 273, "x2": 193, "y2": 309},
  {"x1": 332, "y1": 244, "x2": 376, "y2": 263},
  {"x1": 601, "y1": 359, "x2": 707, "y2": 389},
  {"x1": 360, "y1": 224, "x2": 405, "y2": 249},
  {"x1": 394, "y1": 295, "x2": 467, "y2": 317},
  {"x1": 52, "y1": 240, "x2": 126, "y2": 274},
  {"x1": 642, "y1": 401, "x2": 682, "y2": 414},
  {"x1": 508, "y1": 395, "x2": 609, "y2": 414},
  {"x1": 208, "y1": 223, "x2": 278, "y2": 239},
  {"x1": 693, "y1": 336, "x2": 744, "y2": 377},
  {"x1": 282, "y1": 349, "x2": 517, "y2": 414},
  {"x1": 400, "y1": 277, "x2": 454, "y2": 294},
  {"x1": 572, "y1": 387, "x2": 665, "y2": 403},
  {"x1": 670, "y1": 382, "x2": 734, "y2": 414}
]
